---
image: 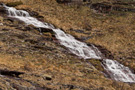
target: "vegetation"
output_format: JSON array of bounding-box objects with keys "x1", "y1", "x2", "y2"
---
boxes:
[
  {"x1": 0, "y1": 0, "x2": 135, "y2": 89},
  {"x1": 6, "y1": 1, "x2": 23, "y2": 7}
]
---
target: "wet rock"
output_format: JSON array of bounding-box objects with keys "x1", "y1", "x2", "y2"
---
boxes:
[
  {"x1": 0, "y1": 8, "x2": 7, "y2": 17},
  {"x1": 23, "y1": 26, "x2": 33, "y2": 31},
  {"x1": 37, "y1": 15, "x2": 44, "y2": 19},
  {"x1": 27, "y1": 10, "x2": 39, "y2": 17},
  {"x1": 0, "y1": 69, "x2": 24, "y2": 78},
  {"x1": 5, "y1": 18, "x2": 14, "y2": 22},
  {"x1": 40, "y1": 28, "x2": 54, "y2": 34},
  {"x1": 0, "y1": 7, "x2": 6, "y2": 13},
  {"x1": 87, "y1": 43, "x2": 114, "y2": 59},
  {"x1": 5, "y1": 18, "x2": 24, "y2": 26},
  {"x1": 95, "y1": 45, "x2": 114, "y2": 59},
  {"x1": 23, "y1": 9, "x2": 44, "y2": 19}
]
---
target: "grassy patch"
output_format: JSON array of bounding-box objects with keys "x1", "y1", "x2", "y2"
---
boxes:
[
  {"x1": 6, "y1": 1, "x2": 23, "y2": 7},
  {"x1": 1, "y1": 0, "x2": 135, "y2": 89},
  {"x1": 88, "y1": 59, "x2": 104, "y2": 72}
]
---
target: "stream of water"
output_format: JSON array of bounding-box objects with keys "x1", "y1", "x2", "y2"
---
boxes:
[{"x1": 3, "y1": 4, "x2": 135, "y2": 83}]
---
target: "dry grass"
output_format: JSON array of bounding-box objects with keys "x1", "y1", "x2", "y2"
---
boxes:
[
  {"x1": 19, "y1": 0, "x2": 135, "y2": 66},
  {"x1": 0, "y1": 0, "x2": 135, "y2": 89}
]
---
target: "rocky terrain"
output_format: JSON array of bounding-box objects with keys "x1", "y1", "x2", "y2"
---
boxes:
[{"x1": 0, "y1": 0, "x2": 135, "y2": 90}]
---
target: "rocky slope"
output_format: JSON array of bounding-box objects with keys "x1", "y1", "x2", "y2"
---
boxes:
[{"x1": 0, "y1": 0, "x2": 135, "y2": 90}]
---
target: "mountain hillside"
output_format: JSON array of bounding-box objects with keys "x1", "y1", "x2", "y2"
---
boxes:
[{"x1": 0, "y1": 0, "x2": 135, "y2": 90}]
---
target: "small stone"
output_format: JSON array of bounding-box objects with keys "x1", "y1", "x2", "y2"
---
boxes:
[
  {"x1": 42, "y1": 74, "x2": 52, "y2": 81},
  {"x1": 0, "y1": 23, "x2": 3, "y2": 26}
]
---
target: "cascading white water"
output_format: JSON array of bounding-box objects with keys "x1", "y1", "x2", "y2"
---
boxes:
[
  {"x1": 4, "y1": 5, "x2": 50, "y2": 28},
  {"x1": 53, "y1": 28, "x2": 101, "y2": 59},
  {"x1": 3, "y1": 5, "x2": 135, "y2": 83},
  {"x1": 4, "y1": 5, "x2": 101, "y2": 60},
  {"x1": 103, "y1": 59, "x2": 135, "y2": 82}
]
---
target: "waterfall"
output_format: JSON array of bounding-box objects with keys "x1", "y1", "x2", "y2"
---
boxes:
[
  {"x1": 4, "y1": 5, "x2": 50, "y2": 28},
  {"x1": 3, "y1": 5, "x2": 135, "y2": 83},
  {"x1": 4, "y1": 5, "x2": 101, "y2": 60},
  {"x1": 53, "y1": 28, "x2": 101, "y2": 59},
  {"x1": 103, "y1": 59, "x2": 135, "y2": 82}
]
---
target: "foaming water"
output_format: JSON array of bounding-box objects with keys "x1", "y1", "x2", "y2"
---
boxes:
[
  {"x1": 103, "y1": 59, "x2": 135, "y2": 82},
  {"x1": 5, "y1": 5, "x2": 101, "y2": 59},
  {"x1": 5, "y1": 5, "x2": 49, "y2": 28},
  {"x1": 53, "y1": 29, "x2": 101, "y2": 59},
  {"x1": 3, "y1": 5, "x2": 135, "y2": 83}
]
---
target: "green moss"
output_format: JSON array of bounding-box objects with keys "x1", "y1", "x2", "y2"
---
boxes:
[
  {"x1": 88, "y1": 59, "x2": 104, "y2": 72},
  {"x1": 6, "y1": 1, "x2": 23, "y2": 7}
]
